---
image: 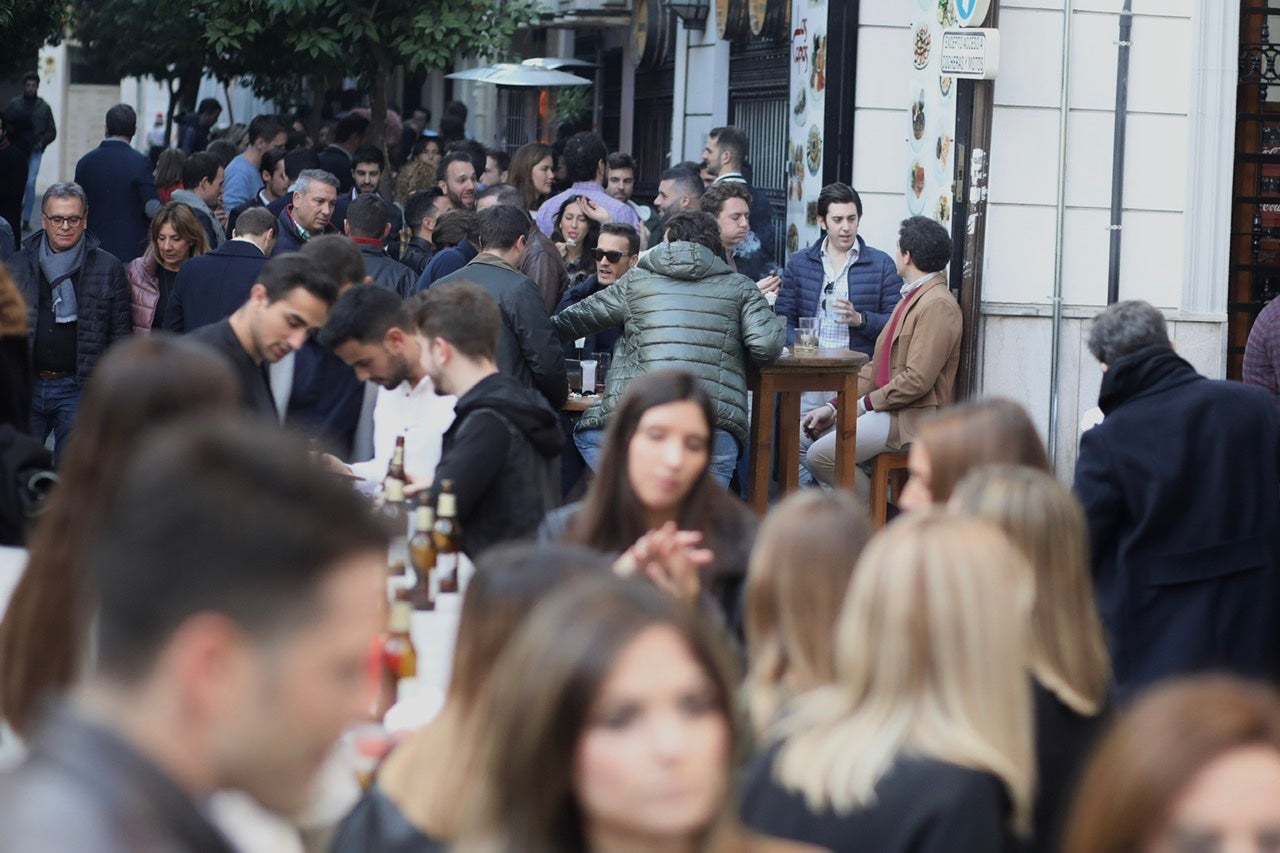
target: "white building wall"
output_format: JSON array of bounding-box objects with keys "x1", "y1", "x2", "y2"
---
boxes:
[{"x1": 847, "y1": 1, "x2": 1229, "y2": 476}]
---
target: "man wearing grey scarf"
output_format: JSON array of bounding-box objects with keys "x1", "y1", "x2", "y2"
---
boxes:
[{"x1": 7, "y1": 181, "x2": 132, "y2": 462}]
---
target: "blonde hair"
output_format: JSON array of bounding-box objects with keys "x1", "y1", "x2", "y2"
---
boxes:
[
  {"x1": 949, "y1": 465, "x2": 1111, "y2": 716},
  {"x1": 745, "y1": 490, "x2": 872, "y2": 736},
  {"x1": 774, "y1": 511, "x2": 1035, "y2": 836}
]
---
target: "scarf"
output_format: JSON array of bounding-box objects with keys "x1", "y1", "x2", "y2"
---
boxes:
[
  {"x1": 38, "y1": 233, "x2": 87, "y2": 324},
  {"x1": 1097, "y1": 345, "x2": 1197, "y2": 415}
]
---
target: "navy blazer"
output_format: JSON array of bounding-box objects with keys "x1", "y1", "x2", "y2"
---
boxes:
[
  {"x1": 777, "y1": 235, "x2": 903, "y2": 356},
  {"x1": 163, "y1": 240, "x2": 268, "y2": 332},
  {"x1": 1074, "y1": 347, "x2": 1280, "y2": 696},
  {"x1": 74, "y1": 139, "x2": 160, "y2": 264}
]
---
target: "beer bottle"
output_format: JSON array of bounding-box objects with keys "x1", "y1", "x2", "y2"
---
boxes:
[
  {"x1": 380, "y1": 436, "x2": 410, "y2": 584},
  {"x1": 382, "y1": 591, "x2": 418, "y2": 705},
  {"x1": 386, "y1": 435, "x2": 407, "y2": 485},
  {"x1": 433, "y1": 480, "x2": 462, "y2": 594},
  {"x1": 408, "y1": 499, "x2": 437, "y2": 611}
]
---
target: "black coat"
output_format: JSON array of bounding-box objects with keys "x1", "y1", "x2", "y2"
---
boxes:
[
  {"x1": 317, "y1": 145, "x2": 355, "y2": 194},
  {"x1": 331, "y1": 786, "x2": 443, "y2": 853},
  {"x1": 432, "y1": 373, "x2": 564, "y2": 559},
  {"x1": 358, "y1": 243, "x2": 415, "y2": 299},
  {"x1": 555, "y1": 273, "x2": 622, "y2": 359},
  {"x1": 10, "y1": 231, "x2": 132, "y2": 381},
  {"x1": 434, "y1": 254, "x2": 567, "y2": 410},
  {"x1": 740, "y1": 743, "x2": 1014, "y2": 852},
  {"x1": 399, "y1": 236, "x2": 435, "y2": 278},
  {"x1": 74, "y1": 139, "x2": 160, "y2": 264},
  {"x1": 1027, "y1": 680, "x2": 1107, "y2": 853},
  {"x1": 1074, "y1": 345, "x2": 1280, "y2": 696},
  {"x1": 163, "y1": 239, "x2": 268, "y2": 332}
]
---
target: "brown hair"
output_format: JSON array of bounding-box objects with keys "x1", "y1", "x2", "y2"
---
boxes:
[
  {"x1": 1063, "y1": 676, "x2": 1280, "y2": 853},
  {"x1": 915, "y1": 398, "x2": 1050, "y2": 503},
  {"x1": 378, "y1": 543, "x2": 609, "y2": 839},
  {"x1": 457, "y1": 574, "x2": 740, "y2": 852},
  {"x1": 149, "y1": 200, "x2": 210, "y2": 265},
  {"x1": 562, "y1": 369, "x2": 751, "y2": 585},
  {"x1": 745, "y1": 490, "x2": 873, "y2": 735},
  {"x1": 0, "y1": 335, "x2": 239, "y2": 733},
  {"x1": 950, "y1": 465, "x2": 1111, "y2": 715},
  {"x1": 508, "y1": 142, "x2": 554, "y2": 212},
  {"x1": 699, "y1": 181, "x2": 752, "y2": 219}
]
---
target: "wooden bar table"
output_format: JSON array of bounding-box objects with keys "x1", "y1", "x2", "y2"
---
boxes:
[{"x1": 747, "y1": 348, "x2": 870, "y2": 515}]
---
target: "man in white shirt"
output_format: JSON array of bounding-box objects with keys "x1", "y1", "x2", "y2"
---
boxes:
[{"x1": 318, "y1": 286, "x2": 455, "y2": 495}]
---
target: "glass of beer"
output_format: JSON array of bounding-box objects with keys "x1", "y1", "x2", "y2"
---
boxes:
[{"x1": 795, "y1": 317, "x2": 820, "y2": 355}]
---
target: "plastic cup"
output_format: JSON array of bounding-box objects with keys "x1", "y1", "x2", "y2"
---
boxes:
[{"x1": 581, "y1": 360, "x2": 598, "y2": 393}]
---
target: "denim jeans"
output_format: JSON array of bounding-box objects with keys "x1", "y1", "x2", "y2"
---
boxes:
[
  {"x1": 30, "y1": 376, "x2": 81, "y2": 464},
  {"x1": 575, "y1": 427, "x2": 741, "y2": 488},
  {"x1": 22, "y1": 151, "x2": 42, "y2": 227}
]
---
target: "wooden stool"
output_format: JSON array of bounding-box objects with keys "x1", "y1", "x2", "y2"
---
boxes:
[
  {"x1": 747, "y1": 348, "x2": 870, "y2": 515},
  {"x1": 869, "y1": 449, "x2": 910, "y2": 528}
]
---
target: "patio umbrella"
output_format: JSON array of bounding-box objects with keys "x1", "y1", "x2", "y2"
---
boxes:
[
  {"x1": 521, "y1": 57, "x2": 597, "y2": 70},
  {"x1": 445, "y1": 63, "x2": 592, "y2": 86}
]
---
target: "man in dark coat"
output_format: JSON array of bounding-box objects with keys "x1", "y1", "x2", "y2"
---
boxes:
[
  {"x1": 8, "y1": 182, "x2": 131, "y2": 461},
  {"x1": 343, "y1": 194, "x2": 415, "y2": 299},
  {"x1": 1074, "y1": 299, "x2": 1280, "y2": 697},
  {"x1": 273, "y1": 170, "x2": 339, "y2": 255},
  {"x1": 330, "y1": 146, "x2": 404, "y2": 258},
  {"x1": 413, "y1": 281, "x2": 563, "y2": 558},
  {"x1": 163, "y1": 207, "x2": 277, "y2": 332},
  {"x1": 399, "y1": 188, "x2": 443, "y2": 277},
  {"x1": 433, "y1": 205, "x2": 567, "y2": 412},
  {"x1": 73, "y1": 104, "x2": 162, "y2": 263},
  {"x1": 5, "y1": 72, "x2": 56, "y2": 233}
]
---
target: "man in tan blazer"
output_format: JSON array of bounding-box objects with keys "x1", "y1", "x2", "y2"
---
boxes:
[{"x1": 802, "y1": 215, "x2": 962, "y2": 485}]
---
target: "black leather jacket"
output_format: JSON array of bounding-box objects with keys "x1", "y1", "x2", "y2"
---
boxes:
[{"x1": 0, "y1": 704, "x2": 238, "y2": 852}]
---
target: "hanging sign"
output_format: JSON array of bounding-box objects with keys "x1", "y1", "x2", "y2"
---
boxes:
[
  {"x1": 955, "y1": 0, "x2": 992, "y2": 27},
  {"x1": 940, "y1": 28, "x2": 1000, "y2": 79}
]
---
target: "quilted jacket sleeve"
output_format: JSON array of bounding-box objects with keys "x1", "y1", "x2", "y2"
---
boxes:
[{"x1": 551, "y1": 281, "x2": 628, "y2": 344}]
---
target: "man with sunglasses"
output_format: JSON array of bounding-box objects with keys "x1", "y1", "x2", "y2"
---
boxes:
[
  {"x1": 555, "y1": 223, "x2": 640, "y2": 358},
  {"x1": 8, "y1": 182, "x2": 131, "y2": 461}
]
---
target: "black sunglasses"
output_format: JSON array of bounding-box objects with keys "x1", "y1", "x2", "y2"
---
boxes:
[
  {"x1": 592, "y1": 248, "x2": 631, "y2": 263},
  {"x1": 821, "y1": 280, "x2": 835, "y2": 311}
]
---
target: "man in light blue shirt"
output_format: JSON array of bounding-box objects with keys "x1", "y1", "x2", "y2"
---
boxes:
[
  {"x1": 221, "y1": 115, "x2": 287, "y2": 211},
  {"x1": 535, "y1": 132, "x2": 640, "y2": 237}
]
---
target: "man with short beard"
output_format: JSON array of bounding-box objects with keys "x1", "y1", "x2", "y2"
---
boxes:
[
  {"x1": 605, "y1": 152, "x2": 652, "y2": 247},
  {"x1": 319, "y1": 285, "x2": 457, "y2": 496},
  {"x1": 436, "y1": 152, "x2": 477, "y2": 210}
]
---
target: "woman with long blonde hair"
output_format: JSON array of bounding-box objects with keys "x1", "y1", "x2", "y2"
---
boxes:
[
  {"x1": 740, "y1": 511, "x2": 1035, "y2": 851},
  {"x1": 744, "y1": 490, "x2": 872, "y2": 737},
  {"x1": 950, "y1": 465, "x2": 1111, "y2": 851}
]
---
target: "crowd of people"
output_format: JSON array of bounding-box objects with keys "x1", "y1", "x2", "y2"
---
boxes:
[{"x1": 1, "y1": 89, "x2": 1280, "y2": 853}]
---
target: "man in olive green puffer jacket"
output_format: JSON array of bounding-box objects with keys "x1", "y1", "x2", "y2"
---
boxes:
[{"x1": 551, "y1": 210, "x2": 785, "y2": 485}]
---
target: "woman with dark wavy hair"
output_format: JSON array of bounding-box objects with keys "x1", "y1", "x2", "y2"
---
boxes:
[{"x1": 0, "y1": 334, "x2": 238, "y2": 734}]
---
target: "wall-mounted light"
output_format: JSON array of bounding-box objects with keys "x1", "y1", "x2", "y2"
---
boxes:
[{"x1": 664, "y1": 0, "x2": 709, "y2": 31}]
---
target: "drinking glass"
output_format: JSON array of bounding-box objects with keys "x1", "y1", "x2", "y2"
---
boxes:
[{"x1": 795, "y1": 317, "x2": 820, "y2": 355}]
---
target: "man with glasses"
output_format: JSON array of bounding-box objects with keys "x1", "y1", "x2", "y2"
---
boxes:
[
  {"x1": 8, "y1": 182, "x2": 131, "y2": 460},
  {"x1": 555, "y1": 223, "x2": 639, "y2": 359}
]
